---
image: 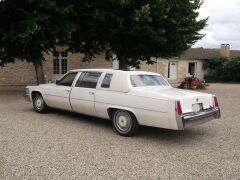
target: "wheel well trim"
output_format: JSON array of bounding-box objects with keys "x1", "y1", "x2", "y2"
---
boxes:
[
  {"x1": 31, "y1": 90, "x2": 43, "y2": 102},
  {"x1": 107, "y1": 105, "x2": 137, "y2": 120}
]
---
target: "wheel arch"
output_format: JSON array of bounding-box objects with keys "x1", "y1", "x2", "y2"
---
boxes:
[
  {"x1": 107, "y1": 106, "x2": 138, "y2": 121},
  {"x1": 31, "y1": 90, "x2": 44, "y2": 102}
]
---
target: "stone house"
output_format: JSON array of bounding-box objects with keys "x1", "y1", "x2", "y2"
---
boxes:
[{"x1": 0, "y1": 44, "x2": 239, "y2": 86}]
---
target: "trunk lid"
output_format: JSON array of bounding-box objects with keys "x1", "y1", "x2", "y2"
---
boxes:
[{"x1": 130, "y1": 86, "x2": 214, "y2": 113}]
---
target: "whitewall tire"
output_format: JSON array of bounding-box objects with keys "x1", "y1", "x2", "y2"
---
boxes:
[
  {"x1": 112, "y1": 110, "x2": 139, "y2": 137},
  {"x1": 33, "y1": 93, "x2": 49, "y2": 113}
]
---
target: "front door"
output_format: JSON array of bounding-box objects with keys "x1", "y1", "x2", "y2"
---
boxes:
[
  {"x1": 70, "y1": 71, "x2": 102, "y2": 116},
  {"x1": 168, "y1": 62, "x2": 177, "y2": 80},
  {"x1": 45, "y1": 72, "x2": 78, "y2": 111}
]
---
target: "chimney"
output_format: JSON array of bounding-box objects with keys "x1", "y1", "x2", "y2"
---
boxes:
[{"x1": 220, "y1": 44, "x2": 230, "y2": 58}]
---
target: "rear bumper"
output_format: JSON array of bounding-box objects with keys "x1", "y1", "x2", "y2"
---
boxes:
[{"x1": 177, "y1": 108, "x2": 221, "y2": 130}]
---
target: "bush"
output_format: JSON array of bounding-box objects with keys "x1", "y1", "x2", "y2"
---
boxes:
[
  {"x1": 196, "y1": 84, "x2": 206, "y2": 89},
  {"x1": 178, "y1": 77, "x2": 207, "y2": 90},
  {"x1": 204, "y1": 57, "x2": 240, "y2": 82}
]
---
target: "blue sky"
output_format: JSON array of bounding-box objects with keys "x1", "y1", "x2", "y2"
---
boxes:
[{"x1": 193, "y1": 0, "x2": 240, "y2": 50}]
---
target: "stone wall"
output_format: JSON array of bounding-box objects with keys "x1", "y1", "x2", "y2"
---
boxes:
[
  {"x1": 0, "y1": 52, "x2": 205, "y2": 85},
  {"x1": 140, "y1": 58, "x2": 205, "y2": 83},
  {"x1": 43, "y1": 52, "x2": 112, "y2": 82},
  {"x1": 0, "y1": 61, "x2": 36, "y2": 85},
  {"x1": 0, "y1": 52, "x2": 112, "y2": 85}
]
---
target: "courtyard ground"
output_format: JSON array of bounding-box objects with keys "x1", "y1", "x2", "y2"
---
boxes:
[{"x1": 0, "y1": 84, "x2": 240, "y2": 179}]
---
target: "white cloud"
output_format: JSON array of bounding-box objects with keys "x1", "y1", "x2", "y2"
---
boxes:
[{"x1": 193, "y1": 0, "x2": 240, "y2": 50}]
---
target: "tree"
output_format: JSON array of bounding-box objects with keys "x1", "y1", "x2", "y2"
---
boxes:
[
  {"x1": 69, "y1": 0, "x2": 207, "y2": 70},
  {"x1": 0, "y1": 0, "x2": 207, "y2": 84},
  {"x1": 0, "y1": 0, "x2": 75, "y2": 84}
]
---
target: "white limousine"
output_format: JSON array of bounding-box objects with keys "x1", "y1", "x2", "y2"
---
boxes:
[{"x1": 25, "y1": 69, "x2": 220, "y2": 136}]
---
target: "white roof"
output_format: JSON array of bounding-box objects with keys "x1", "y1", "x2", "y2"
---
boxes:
[{"x1": 70, "y1": 68, "x2": 160, "y2": 76}]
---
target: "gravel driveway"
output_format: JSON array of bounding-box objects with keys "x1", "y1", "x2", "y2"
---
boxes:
[{"x1": 0, "y1": 84, "x2": 240, "y2": 179}]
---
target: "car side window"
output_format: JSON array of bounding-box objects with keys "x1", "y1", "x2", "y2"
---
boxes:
[
  {"x1": 58, "y1": 72, "x2": 78, "y2": 86},
  {"x1": 101, "y1": 73, "x2": 113, "y2": 88},
  {"x1": 75, "y1": 72, "x2": 102, "y2": 88}
]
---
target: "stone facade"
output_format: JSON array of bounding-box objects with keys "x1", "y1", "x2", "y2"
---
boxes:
[
  {"x1": 140, "y1": 58, "x2": 205, "y2": 84},
  {"x1": 0, "y1": 61, "x2": 36, "y2": 85},
  {"x1": 1, "y1": 44, "x2": 239, "y2": 86},
  {"x1": 0, "y1": 54, "x2": 204, "y2": 85},
  {"x1": 43, "y1": 52, "x2": 113, "y2": 83},
  {"x1": 0, "y1": 51, "x2": 112, "y2": 86}
]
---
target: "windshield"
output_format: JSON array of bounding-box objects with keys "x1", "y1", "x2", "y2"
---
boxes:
[{"x1": 130, "y1": 75, "x2": 168, "y2": 87}]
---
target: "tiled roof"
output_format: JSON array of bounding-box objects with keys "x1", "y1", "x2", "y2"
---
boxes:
[
  {"x1": 179, "y1": 48, "x2": 240, "y2": 60},
  {"x1": 230, "y1": 50, "x2": 240, "y2": 58}
]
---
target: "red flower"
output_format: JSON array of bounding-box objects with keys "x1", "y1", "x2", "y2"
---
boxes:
[{"x1": 192, "y1": 81, "x2": 201, "y2": 86}]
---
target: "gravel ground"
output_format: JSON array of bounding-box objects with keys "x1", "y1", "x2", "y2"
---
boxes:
[{"x1": 0, "y1": 84, "x2": 240, "y2": 179}]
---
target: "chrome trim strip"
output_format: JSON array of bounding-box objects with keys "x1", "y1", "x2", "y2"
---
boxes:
[
  {"x1": 44, "y1": 94, "x2": 69, "y2": 99},
  {"x1": 183, "y1": 108, "x2": 220, "y2": 129},
  {"x1": 72, "y1": 98, "x2": 167, "y2": 114}
]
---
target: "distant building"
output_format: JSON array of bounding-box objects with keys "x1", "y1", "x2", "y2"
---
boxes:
[{"x1": 0, "y1": 44, "x2": 239, "y2": 85}]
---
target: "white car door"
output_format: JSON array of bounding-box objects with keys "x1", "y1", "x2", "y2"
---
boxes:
[
  {"x1": 70, "y1": 71, "x2": 102, "y2": 116},
  {"x1": 45, "y1": 72, "x2": 78, "y2": 111}
]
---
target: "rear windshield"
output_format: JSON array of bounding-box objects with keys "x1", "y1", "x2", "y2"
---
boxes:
[{"x1": 130, "y1": 75, "x2": 168, "y2": 87}]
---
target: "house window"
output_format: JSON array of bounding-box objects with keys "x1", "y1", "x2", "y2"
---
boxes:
[
  {"x1": 112, "y1": 54, "x2": 119, "y2": 69},
  {"x1": 111, "y1": 54, "x2": 135, "y2": 70},
  {"x1": 53, "y1": 52, "x2": 68, "y2": 75},
  {"x1": 188, "y1": 62, "x2": 197, "y2": 76}
]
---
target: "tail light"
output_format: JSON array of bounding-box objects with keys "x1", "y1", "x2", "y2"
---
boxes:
[
  {"x1": 213, "y1": 96, "x2": 219, "y2": 108},
  {"x1": 176, "y1": 101, "x2": 183, "y2": 115}
]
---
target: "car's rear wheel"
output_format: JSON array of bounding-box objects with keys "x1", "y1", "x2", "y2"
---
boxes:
[
  {"x1": 112, "y1": 110, "x2": 139, "y2": 137},
  {"x1": 33, "y1": 93, "x2": 49, "y2": 113}
]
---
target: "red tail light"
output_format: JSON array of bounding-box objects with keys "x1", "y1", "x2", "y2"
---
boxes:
[
  {"x1": 176, "y1": 101, "x2": 183, "y2": 115},
  {"x1": 214, "y1": 96, "x2": 219, "y2": 107}
]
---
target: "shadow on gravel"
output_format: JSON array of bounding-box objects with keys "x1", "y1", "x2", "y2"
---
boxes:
[
  {"x1": 49, "y1": 108, "x2": 113, "y2": 128},
  {"x1": 138, "y1": 126, "x2": 207, "y2": 143},
  {"x1": 38, "y1": 108, "x2": 208, "y2": 143}
]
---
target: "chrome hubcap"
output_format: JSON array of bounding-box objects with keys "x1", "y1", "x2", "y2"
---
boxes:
[
  {"x1": 115, "y1": 111, "x2": 132, "y2": 132},
  {"x1": 36, "y1": 99, "x2": 42, "y2": 107},
  {"x1": 118, "y1": 116, "x2": 128, "y2": 127},
  {"x1": 34, "y1": 97, "x2": 43, "y2": 110}
]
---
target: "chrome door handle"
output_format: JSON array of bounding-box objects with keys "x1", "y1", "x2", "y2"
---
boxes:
[
  {"x1": 65, "y1": 89, "x2": 70, "y2": 93},
  {"x1": 88, "y1": 92, "x2": 95, "y2": 95}
]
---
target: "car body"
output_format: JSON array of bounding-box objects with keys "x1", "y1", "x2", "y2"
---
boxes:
[{"x1": 25, "y1": 69, "x2": 220, "y2": 136}]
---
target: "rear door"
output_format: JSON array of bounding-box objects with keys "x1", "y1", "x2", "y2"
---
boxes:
[{"x1": 70, "y1": 71, "x2": 102, "y2": 116}]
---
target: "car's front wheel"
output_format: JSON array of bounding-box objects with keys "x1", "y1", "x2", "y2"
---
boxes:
[
  {"x1": 33, "y1": 93, "x2": 49, "y2": 113},
  {"x1": 112, "y1": 110, "x2": 139, "y2": 137}
]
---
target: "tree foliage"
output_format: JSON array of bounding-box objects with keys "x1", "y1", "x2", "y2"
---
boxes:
[
  {"x1": 0, "y1": 0, "x2": 207, "y2": 84},
  {"x1": 0, "y1": 0, "x2": 75, "y2": 83},
  {"x1": 69, "y1": 0, "x2": 207, "y2": 69}
]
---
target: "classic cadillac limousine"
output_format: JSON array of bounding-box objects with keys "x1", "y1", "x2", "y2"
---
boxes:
[{"x1": 25, "y1": 69, "x2": 220, "y2": 136}]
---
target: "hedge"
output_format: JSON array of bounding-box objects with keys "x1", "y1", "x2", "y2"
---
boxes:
[{"x1": 203, "y1": 57, "x2": 240, "y2": 82}]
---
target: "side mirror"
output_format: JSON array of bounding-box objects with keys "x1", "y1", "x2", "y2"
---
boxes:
[{"x1": 56, "y1": 80, "x2": 60, "y2": 85}]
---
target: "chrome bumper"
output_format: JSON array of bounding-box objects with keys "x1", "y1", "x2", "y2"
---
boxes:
[
  {"x1": 23, "y1": 88, "x2": 30, "y2": 101},
  {"x1": 177, "y1": 108, "x2": 221, "y2": 130},
  {"x1": 23, "y1": 93, "x2": 30, "y2": 101}
]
